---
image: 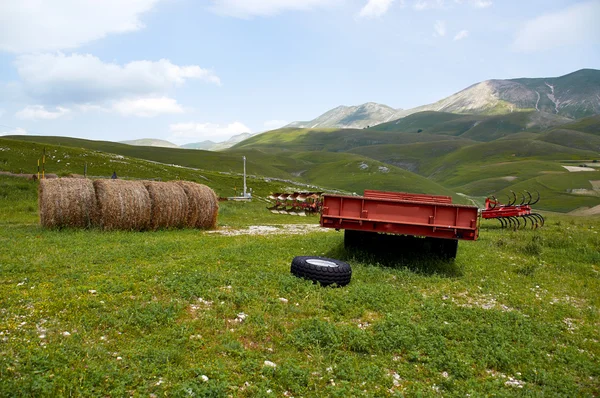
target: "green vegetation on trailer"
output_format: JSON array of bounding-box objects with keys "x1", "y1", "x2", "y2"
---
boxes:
[{"x1": 0, "y1": 175, "x2": 599, "y2": 396}]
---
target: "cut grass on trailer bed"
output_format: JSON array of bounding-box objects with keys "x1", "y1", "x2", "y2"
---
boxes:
[{"x1": 0, "y1": 176, "x2": 598, "y2": 396}]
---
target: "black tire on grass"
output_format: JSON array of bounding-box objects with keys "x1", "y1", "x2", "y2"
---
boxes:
[{"x1": 291, "y1": 256, "x2": 352, "y2": 287}]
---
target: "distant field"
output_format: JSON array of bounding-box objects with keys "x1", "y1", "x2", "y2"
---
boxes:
[{"x1": 0, "y1": 175, "x2": 598, "y2": 396}]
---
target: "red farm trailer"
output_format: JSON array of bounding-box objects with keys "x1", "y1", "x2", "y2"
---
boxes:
[{"x1": 319, "y1": 190, "x2": 480, "y2": 259}]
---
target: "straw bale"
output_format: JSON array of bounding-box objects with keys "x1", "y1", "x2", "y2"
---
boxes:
[
  {"x1": 144, "y1": 181, "x2": 188, "y2": 230},
  {"x1": 94, "y1": 179, "x2": 151, "y2": 231},
  {"x1": 39, "y1": 178, "x2": 98, "y2": 228},
  {"x1": 175, "y1": 181, "x2": 219, "y2": 229}
]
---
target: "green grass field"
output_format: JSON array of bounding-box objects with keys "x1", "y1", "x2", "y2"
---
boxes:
[{"x1": 1, "y1": 174, "x2": 599, "y2": 396}]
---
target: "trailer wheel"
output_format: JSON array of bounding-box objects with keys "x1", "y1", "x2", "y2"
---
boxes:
[{"x1": 291, "y1": 256, "x2": 352, "y2": 287}]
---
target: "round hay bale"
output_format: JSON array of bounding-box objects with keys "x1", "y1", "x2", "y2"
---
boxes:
[
  {"x1": 39, "y1": 178, "x2": 98, "y2": 228},
  {"x1": 94, "y1": 179, "x2": 151, "y2": 231},
  {"x1": 175, "y1": 181, "x2": 219, "y2": 229},
  {"x1": 144, "y1": 181, "x2": 188, "y2": 230}
]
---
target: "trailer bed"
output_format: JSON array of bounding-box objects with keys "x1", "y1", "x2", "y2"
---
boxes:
[{"x1": 320, "y1": 190, "x2": 479, "y2": 241}]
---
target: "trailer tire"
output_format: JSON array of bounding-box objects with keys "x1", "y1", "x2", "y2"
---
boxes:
[{"x1": 291, "y1": 256, "x2": 352, "y2": 287}]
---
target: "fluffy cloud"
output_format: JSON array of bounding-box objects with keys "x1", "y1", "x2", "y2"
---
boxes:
[
  {"x1": 16, "y1": 105, "x2": 71, "y2": 120},
  {"x1": 169, "y1": 122, "x2": 252, "y2": 144},
  {"x1": 415, "y1": 0, "x2": 491, "y2": 9},
  {"x1": 433, "y1": 20, "x2": 446, "y2": 37},
  {"x1": 112, "y1": 97, "x2": 185, "y2": 117},
  {"x1": 263, "y1": 120, "x2": 289, "y2": 131},
  {"x1": 513, "y1": 1, "x2": 600, "y2": 53},
  {"x1": 414, "y1": 0, "x2": 445, "y2": 10},
  {"x1": 15, "y1": 53, "x2": 220, "y2": 105},
  {"x1": 0, "y1": 0, "x2": 160, "y2": 53},
  {"x1": 209, "y1": 0, "x2": 339, "y2": 18},
  {"x1": 453, "y1": 30, "x2": 469, "y2": 41},
  {"x1": 0, "y1": 127, "x2": 28, "y2": 136},
  {"x1": 454, "y1": 0, "x2": 492, "y2": 8},
  {"x1": 358, "y1": 0, "x2": 397, "y2": 18}
]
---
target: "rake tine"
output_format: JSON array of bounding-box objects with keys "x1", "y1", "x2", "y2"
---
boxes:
[
  {"x1": 534, "y1": 213, "x2": 545, "y2": 227},
  {"x1": 524, "y1": 190, "x2": 533, "y2": 206},
  {"x1": 491, "y1": 196, "x2": 498, "y2": 209},
  {"x1": 508, "y1": 191, "x2": 517, "y2": 206},
  {"x1": 519, "y1": 192, "x2": 526, "y2": 206},
  {"x1": 506, "y1": 217, "x2": 513, "y2": 230},
  {"x1": 527, "y1": 214, "x2": 537, "y2": 229},
  {"x1": 521, "y1": 215, "x2": 528, "y2": 229},
  {"x1": 498, "y1": 217, "x2": 505, "y2": 228},
  {"x1": 530, "y1": 191, "x2": 540, "y2": 205},
  {"x1": 530, "y1": 213, "x2": 540, "y2": 228},
  {"x1": 513, "y1": 216, "x2": 521, "y2": 230}
]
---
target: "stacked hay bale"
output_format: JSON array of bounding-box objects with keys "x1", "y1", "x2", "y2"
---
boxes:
[
  {"x1": 93, "y1": 179, "x2": 152, "y2": 231},
  {"x1": 175, "y1": 181, "x2": 219, "y2": 229},
  {"x1": 144, "y1": 181, "x2": 188, "y2": 230},
  {"x1": 38, "y1": 179, "x2": 219, "y2": 230},
  {"x1": 39, "y1": 178, "x2": 98, "y2": 228}
]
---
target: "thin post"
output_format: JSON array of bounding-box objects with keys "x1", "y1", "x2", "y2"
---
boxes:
[
  {"x1": 243, "y1": 156, "x2": 247, "y2": 197},
  {"x1": 42, "y1": 147, "x2": 46, "y2": 179},
  {"x1": 37, "y1": 159, "x2": 40, "y2": 180}
]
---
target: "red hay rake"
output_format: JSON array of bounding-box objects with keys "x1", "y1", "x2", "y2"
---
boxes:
[
  {"x1": 481, "y1": 190, "x2": 545, "y2": 229},
  {"x1": 267, "y1": 192, "x2": 323, "y2": 216}
]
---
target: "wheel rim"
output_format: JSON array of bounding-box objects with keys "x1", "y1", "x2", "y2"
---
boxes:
[{"x1": 306, "y1": 259, "x2": 339, "y2": 268}]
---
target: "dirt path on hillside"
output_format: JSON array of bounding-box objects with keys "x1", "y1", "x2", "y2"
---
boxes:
[{"x1": 569, "y1": 205, "x2": 600, "y2": 216}]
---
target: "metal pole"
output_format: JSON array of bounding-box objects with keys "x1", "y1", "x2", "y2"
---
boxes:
[
  {"x1": 37, "y1": 159, "x2": 40, "y2": 180},
  {"x1": 243, "y1": 156, "x2": 247, "y2": 197},
  {"x1": 42, "y1": 147, "x2": 46, "y2": 179}
]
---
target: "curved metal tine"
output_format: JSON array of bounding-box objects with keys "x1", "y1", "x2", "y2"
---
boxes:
[
  {"x1": 508, "y1": 191, "x2": 517, "y2": 206},
  {"x1": 521, "y1": 215, "x2": 528, "y2": 229},
  {"x1": 498, "y1": 217, "x2": 506, "y2": 228},
  {"x1": 488, "y1": 196, "x2": 497, "y2": 210},
  {"x1": 524, "y1": 190, "x2": 533, "y2": 206},
  {"x1": 535, "y1": 213, "x2": 545, "y2": 227},
  {"x1": 531, "y1": 213, "x2": 543, "y2": 228},
  {"x1": 530, "y1": 191, "x2": 540, "y2": 206},
  {"x1": 506, "y1": 217, "x2": 514, "y2": 230},
  {"x1": 519, "y1": 192, "x2": 526, "y2": 206},
  {"x1": 528, "y1": 214, "x2": 538, "y2": 229},
  {"x1": 513, "y1": 216, "x2": 521, "y2": 230}
]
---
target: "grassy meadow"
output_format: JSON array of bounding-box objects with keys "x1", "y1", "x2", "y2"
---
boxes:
[{"x1": 1, "y1": 174, "x2": 599, "y2": 397}]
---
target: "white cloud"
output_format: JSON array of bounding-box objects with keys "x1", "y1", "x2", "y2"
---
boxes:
[
  {"x1": 0, "y1": 127, "x2": 28, "y2": 136},
  {"x1": 453, "y1": 30, "x2": 469, "y2": 41},
  {"x1": 358, "y1": 0, "x2": 397, "y2": 18},
  {"x1": 454, "y1": 0, "x2": 492, "y2": 8},
  {"x1": 416, "y1": 0, "x2": 491, "y2": 9},
  {"x1": 209, "y1": 0, "x2": 339, "y2": 18},
  {"x1": 263, "y1": 120, "x2": 289, "y2": 130},
  {"x1": 414, "y1": 0, "x2": 445, "y2": 10},
  {"x1": 513, "y1": 1, "x2": 600, "y2": 53},
  {"x1": 433, "y1": 20, "x2": 446, "y2": 37},
  {"x1": 112, "y1": 97, "x2": 185, "y2": 117},
  {"x1": 169, "y1": 122, "x2": 252, "y2": 144},
  {"x1": 15, "y1": 53, "x2": 220, "y2": 105},
  {"x1": 16, "y1": 105, "x2": 71, "y2": 120},
  {"x1": 0, "y1": 0, "x2": 160, "y2": 53}
]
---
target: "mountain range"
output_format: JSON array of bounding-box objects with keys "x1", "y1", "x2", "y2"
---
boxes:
[
  {"x1": 121, "y1": 133, "x2": 253, "y2": 151},
  {"x1": 286, "y1": 69, "x2": 600, "y2": 129}
]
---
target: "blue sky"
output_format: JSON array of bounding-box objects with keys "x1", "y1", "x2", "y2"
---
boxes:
[{"x1": 0, "y1": 0, "x2": 599, "y2": 144}]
